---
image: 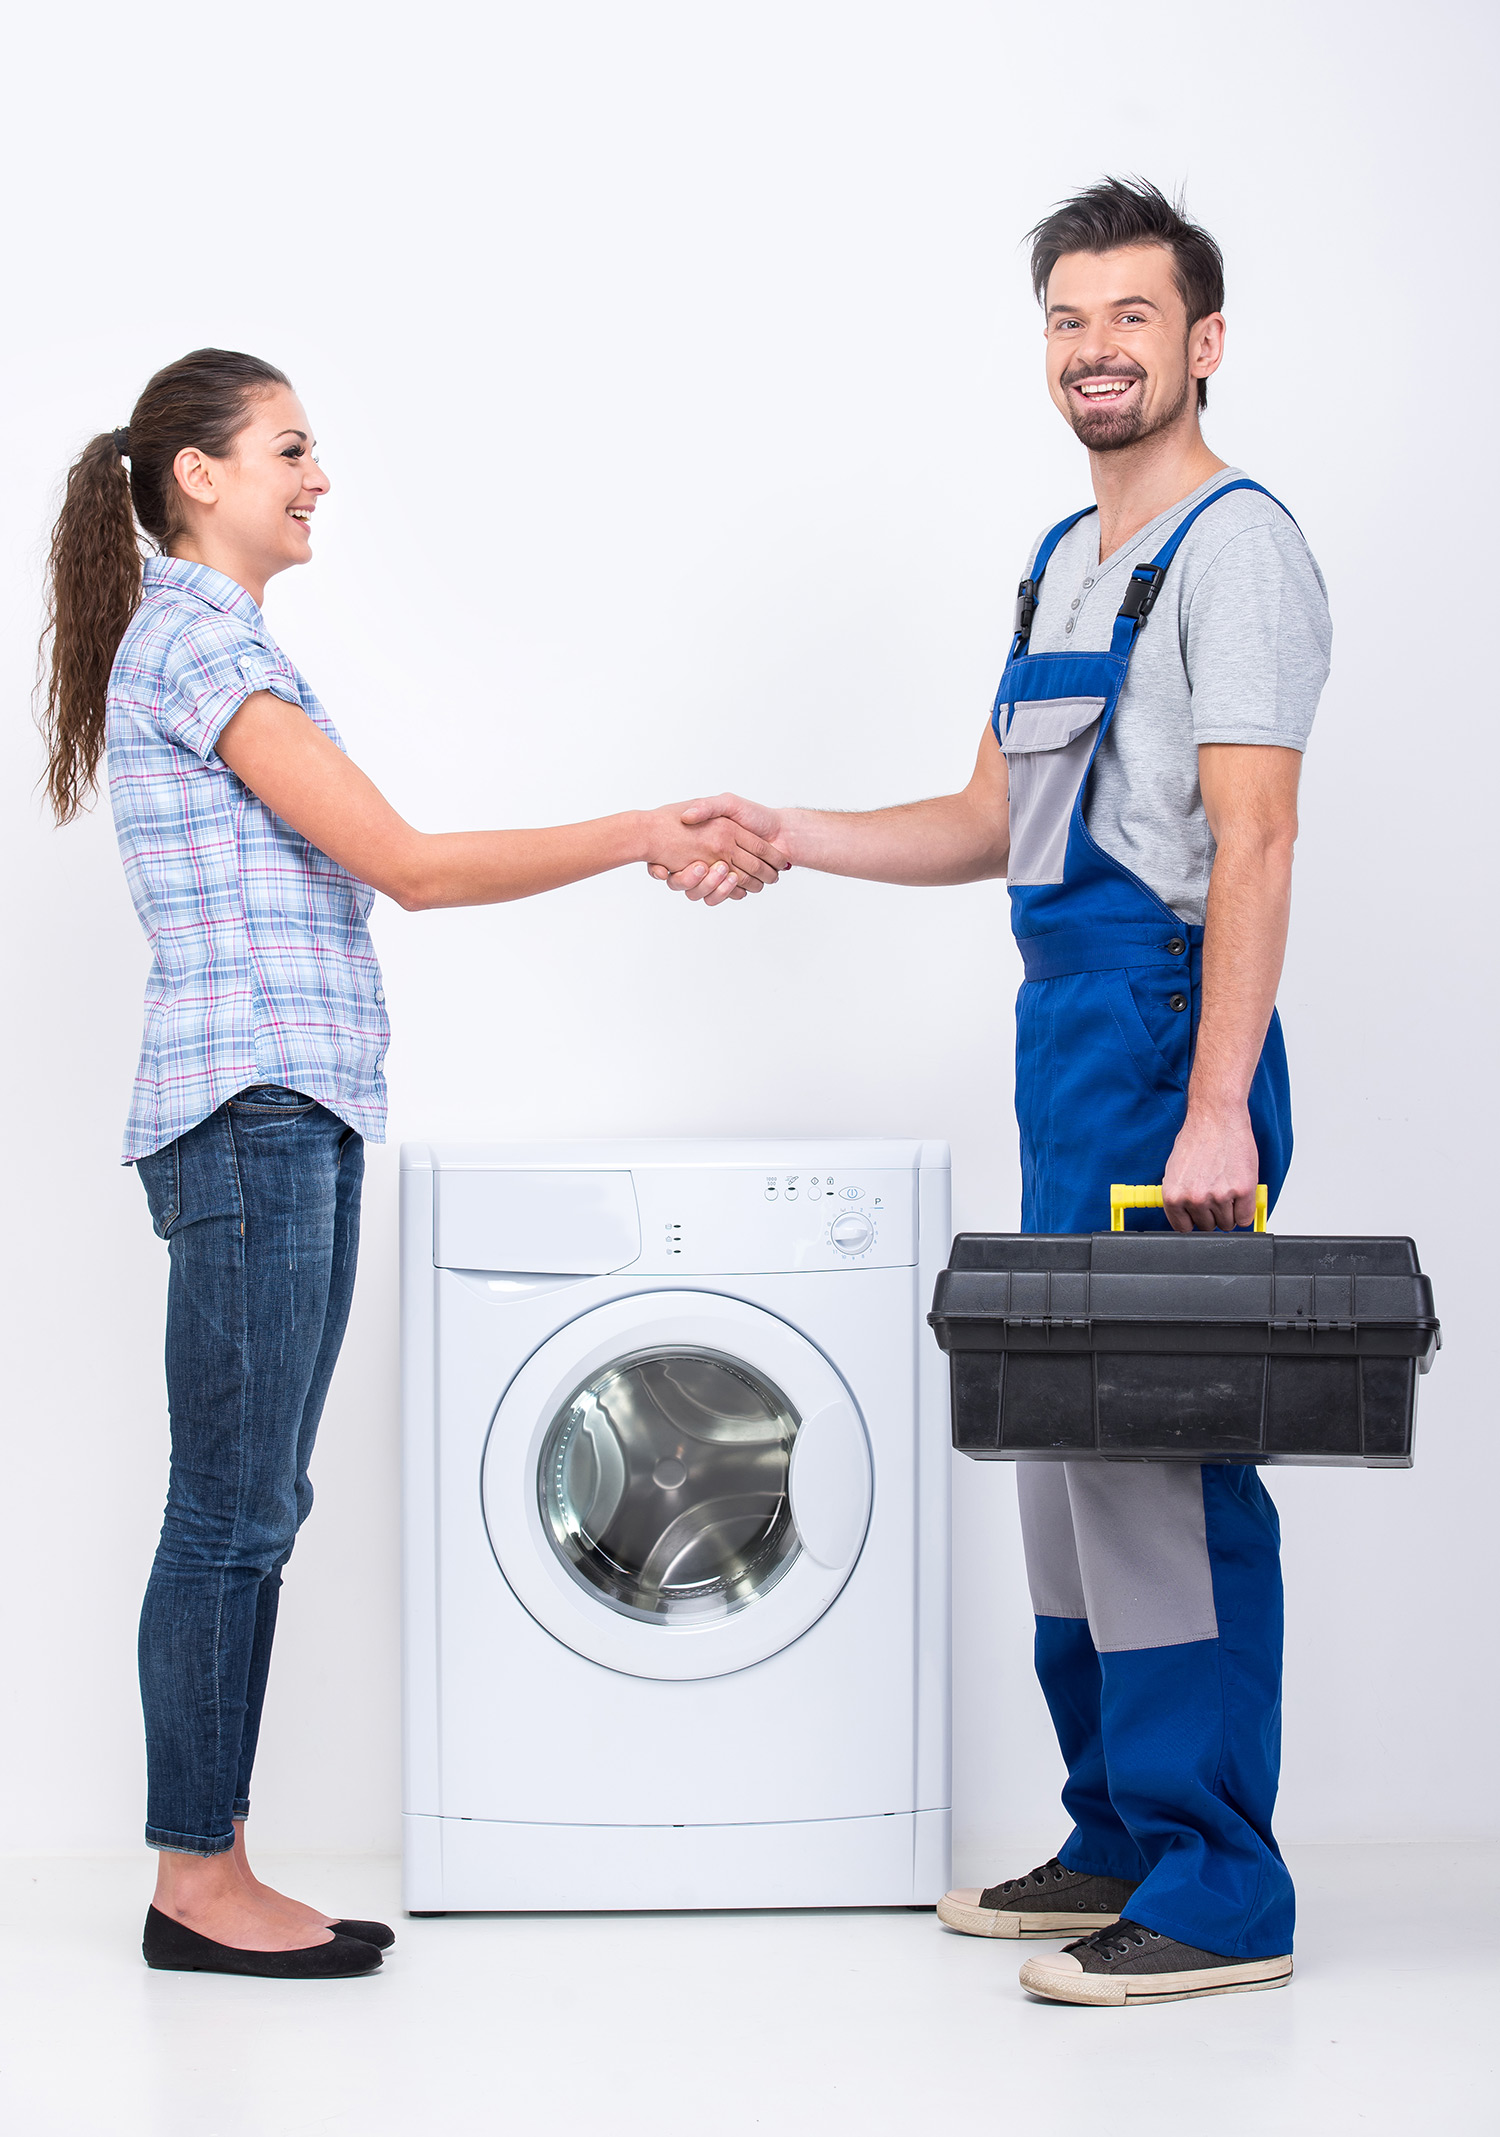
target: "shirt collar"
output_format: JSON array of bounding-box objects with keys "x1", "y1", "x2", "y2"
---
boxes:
[
  {"x1": 142, "y1": 556, "x2": 272, "y2": 639},
  {"x1": 1088, "y1": 465, "x2": 1247, "y2": 576}
]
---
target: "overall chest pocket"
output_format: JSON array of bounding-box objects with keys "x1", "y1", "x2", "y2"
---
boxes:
[{"x1": 1000, "y1": 697, "x2": 1105, "y2": 886}]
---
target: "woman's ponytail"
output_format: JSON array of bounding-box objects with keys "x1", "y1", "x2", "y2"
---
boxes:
[
  {"x1": 39, "y1": 433, "x2": 142, "y2": 824},
  {"x1": 38, "y1": 347, "x2": 290, "y2": 825}
]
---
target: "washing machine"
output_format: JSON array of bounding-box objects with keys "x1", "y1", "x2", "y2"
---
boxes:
[{"x1": 400, "y1": 1137, "x2": 951, "y2": 1913}]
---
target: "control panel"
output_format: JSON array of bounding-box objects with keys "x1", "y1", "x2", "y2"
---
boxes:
[
  {"x1": 420, "y1": 1145, "x2": 936, "y2": 1278},
  {"x1": 632, "y1": 1166, "x2": 917, "y2": 1274},
  {"x1": 760, "y1": 1170, "x2": 882, "y2": 1260}
]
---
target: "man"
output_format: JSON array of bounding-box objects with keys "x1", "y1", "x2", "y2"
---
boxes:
[{"x1": 657, "y1": 177, "x2": 1331, "y2": 2007}]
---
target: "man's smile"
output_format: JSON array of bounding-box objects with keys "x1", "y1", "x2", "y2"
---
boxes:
[{"x1": 1066, "y1": 371, "x2": 1143, "y2": 406}]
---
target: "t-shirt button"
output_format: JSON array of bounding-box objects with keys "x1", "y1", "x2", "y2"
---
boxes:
[
  {"x1": 1070, "y1": 598, "x2": 1080, "y2": 610},
  {"x1": 1064, "y1": 620, "x2": 1075, "y2": 634},
  {"x1": 1084, "y1": 578, "x2": 1094, "y2": 589}
]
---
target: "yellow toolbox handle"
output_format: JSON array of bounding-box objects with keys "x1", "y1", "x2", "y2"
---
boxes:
[{"x1": 1110, "y1": 1184, "x2": 1267, "y2": 1233}]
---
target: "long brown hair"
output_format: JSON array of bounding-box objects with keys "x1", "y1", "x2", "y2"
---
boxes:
[{"x1": 38, "y1": 348, "x2": 290, "y2": 824}]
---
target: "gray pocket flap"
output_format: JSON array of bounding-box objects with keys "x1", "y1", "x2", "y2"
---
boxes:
[{"x1": 1001, "y1": 696, "x2": 1106, "y2": 754}]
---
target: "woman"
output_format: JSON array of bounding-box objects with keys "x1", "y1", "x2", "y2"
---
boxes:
[{"x1": 40, "y1": 347, "x2": 783, "y2": 1980}]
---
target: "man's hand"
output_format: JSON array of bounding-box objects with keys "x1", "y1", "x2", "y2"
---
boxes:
[
  {"x1": 647, "y1": 794, "x2": 787, "y2": 903},
  {"x1": 640, "y1": 800, "x2": 789, "y2": 906},
  {"x1": 1162, "y1": 1101, "x2": 1261, "y2": 1233}
]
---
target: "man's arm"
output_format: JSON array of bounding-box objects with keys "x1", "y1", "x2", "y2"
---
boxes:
[
  {"x1": 656, "y1": 722, "x2": 1010, "y2": 897},
  {"x1": 1162, "y1": 743, "x2": 1301, "y2": 1233}
]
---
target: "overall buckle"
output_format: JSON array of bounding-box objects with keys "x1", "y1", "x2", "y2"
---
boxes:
[
  {"x1": 1117, "y1": 564, "x2": 1166, "y2": 624},
  {"x1": 1014, "y1": 577, "x2": 1038, "y2": 641}
]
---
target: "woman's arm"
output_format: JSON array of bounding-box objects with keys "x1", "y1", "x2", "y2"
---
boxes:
[{"x1": 216, "y1": 692, "x2": 787, "y2": 910}]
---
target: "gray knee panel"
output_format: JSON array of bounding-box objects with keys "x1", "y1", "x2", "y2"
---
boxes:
[
  {"x1": 1017, "y1": 1464, "x2": 1088, "y2": 1619},
  {"x1": 1065, "y1": 1463, "x2": 1219, "y2": 1652},
  {"x1": 1016, "y1": 1461, "x2": 1220, "y2": 1651}
]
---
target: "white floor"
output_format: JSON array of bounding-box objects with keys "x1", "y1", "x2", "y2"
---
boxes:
[{"x1": 1, "y1": 1844, "x2": 1493, "y2": 2136}]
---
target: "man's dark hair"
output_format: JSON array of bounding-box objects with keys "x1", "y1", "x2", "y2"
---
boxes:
[{"x1": 1027, "y1": 177, "x2": 1224, "y2": 412}]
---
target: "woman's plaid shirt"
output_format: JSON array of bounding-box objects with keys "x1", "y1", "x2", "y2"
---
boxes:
[{"x1": 107, "y1": 558, "x2": 389, "y2": 1161}]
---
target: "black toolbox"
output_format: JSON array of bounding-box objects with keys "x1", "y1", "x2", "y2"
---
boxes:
[{"x1": 929, "y1": 1229, "x2": 1439, "y2": 1467}]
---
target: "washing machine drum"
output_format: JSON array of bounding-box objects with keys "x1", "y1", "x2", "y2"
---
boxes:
[
  {"x1": 541, "y1": 1348, "x2": 802, "y2": 1622},
  {"x1": 482, "y1": 1292, "x2": 873, "y2": 1681}
]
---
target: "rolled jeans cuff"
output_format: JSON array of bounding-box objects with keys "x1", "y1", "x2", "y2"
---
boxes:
[{"x1": 145, "y1": 1824, "x2": 237, "y2": 1857}]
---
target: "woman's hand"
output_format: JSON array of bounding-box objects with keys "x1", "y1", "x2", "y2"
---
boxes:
[{"x1": 639, "y1": 802, "x2": 790, "y2": 906}]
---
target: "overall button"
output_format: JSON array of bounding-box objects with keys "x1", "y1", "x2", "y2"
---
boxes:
[
  {"x1": 1166, "y1": 937, "x2": 1185, "y2": 957},
  {"x1": 1169, "y1": 992, "x2": 1188, "y2": 1012}
]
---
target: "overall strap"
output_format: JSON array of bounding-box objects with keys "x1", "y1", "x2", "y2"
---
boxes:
[
  {"x1": 1108, "y1": 479, "x2": 1298, "y2": 658},
  {"x1": 1011, "y1": 506, "x2": 1097, "y2": 654}
]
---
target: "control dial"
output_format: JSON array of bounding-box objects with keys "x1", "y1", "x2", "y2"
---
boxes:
[{"x1": 829, "y1": 1210, "x2": 875, "y2": 1257}]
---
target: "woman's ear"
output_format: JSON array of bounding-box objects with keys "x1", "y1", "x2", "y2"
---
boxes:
[{"x1": 172, "y1": 446, "x2": 217, "y2": 508}]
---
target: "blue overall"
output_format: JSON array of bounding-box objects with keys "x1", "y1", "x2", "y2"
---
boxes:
[{"x1": 994, "y1": 481, "x2": 1296, "y2": 1958}]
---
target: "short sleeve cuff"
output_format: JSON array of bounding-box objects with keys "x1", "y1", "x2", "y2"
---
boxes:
[
  {"x1": 178, "y1": 651, "x2": 302, "y2": 762},
  {"x1": 1192, "y1": 726, "x2": 1310, "y2": 752}
]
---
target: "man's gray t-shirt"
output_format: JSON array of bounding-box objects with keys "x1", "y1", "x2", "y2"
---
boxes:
[{"x1": 1020, "y1": 467, "x2": 1331, "y2": 924}]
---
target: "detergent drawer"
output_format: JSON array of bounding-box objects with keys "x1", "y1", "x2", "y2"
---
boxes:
[{"x1": 929, "y1": 1231, "x2": 1439, "y2": 1468}]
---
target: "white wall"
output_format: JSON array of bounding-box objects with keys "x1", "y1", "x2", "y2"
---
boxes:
[{"x1": 1, "y1": 0, "x2": 1494, "y2": 1867}]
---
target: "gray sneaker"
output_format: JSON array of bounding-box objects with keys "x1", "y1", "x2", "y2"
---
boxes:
[
  {"x1": 936, "y1": 1858, "x2": 1139, "y2": 1939},
  {"x1": 1020, "y1": 1920, "x2": 1293, "y2": 2005}
]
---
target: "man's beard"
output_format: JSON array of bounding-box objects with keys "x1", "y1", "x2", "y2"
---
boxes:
[{"x1": 1061, "y1": 360, "x2": 1190, "y2": 453}]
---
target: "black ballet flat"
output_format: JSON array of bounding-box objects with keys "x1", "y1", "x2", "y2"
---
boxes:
[
  {"x1": 143, "y1": 1905, "x2": 382, "y2": 1978},
  {"x1": 328, "y1": 1918, "x2": 395, "y2": 1951}
]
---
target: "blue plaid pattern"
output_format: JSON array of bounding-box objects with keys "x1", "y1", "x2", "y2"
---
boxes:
[{"x1": 108, "y1": 558, "x2": 389, "y2": 1160}]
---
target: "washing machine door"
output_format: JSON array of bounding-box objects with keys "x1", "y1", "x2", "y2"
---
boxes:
[{"x1": 481, "y1": 1291, "x2": 873, "y2": 1680}]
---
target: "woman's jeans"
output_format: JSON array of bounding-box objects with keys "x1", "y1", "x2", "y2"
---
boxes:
[{"x1": 134, "y1": 1087, "x2": 363, "y2": 1854}]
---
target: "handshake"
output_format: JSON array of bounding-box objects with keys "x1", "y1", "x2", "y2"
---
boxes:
[{"x1": 642, "y1": 793, "x2": 792, "y2": 908}]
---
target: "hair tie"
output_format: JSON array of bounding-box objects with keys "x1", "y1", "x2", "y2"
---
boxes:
[{"x1": 111, "y1": 427, "x2": 131, "y2": 458}]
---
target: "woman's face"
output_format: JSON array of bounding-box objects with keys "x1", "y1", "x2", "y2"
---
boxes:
[{"x1": 171, "y1": 385, "x2": 331, "y2": 585}]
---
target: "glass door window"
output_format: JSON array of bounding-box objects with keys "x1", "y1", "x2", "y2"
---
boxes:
[{"x1": 539, "y1": 1348, "x2": 800, "y2": 1623}]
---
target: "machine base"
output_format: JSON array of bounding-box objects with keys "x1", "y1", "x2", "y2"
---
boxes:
[{"x1": 403, "y1": 1807, "x2": 951, "y2": 1913}]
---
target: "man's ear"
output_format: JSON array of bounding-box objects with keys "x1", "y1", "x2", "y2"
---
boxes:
[{"x1": 1191, "y1": 311, "x2": 1227, "y2": 386}]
